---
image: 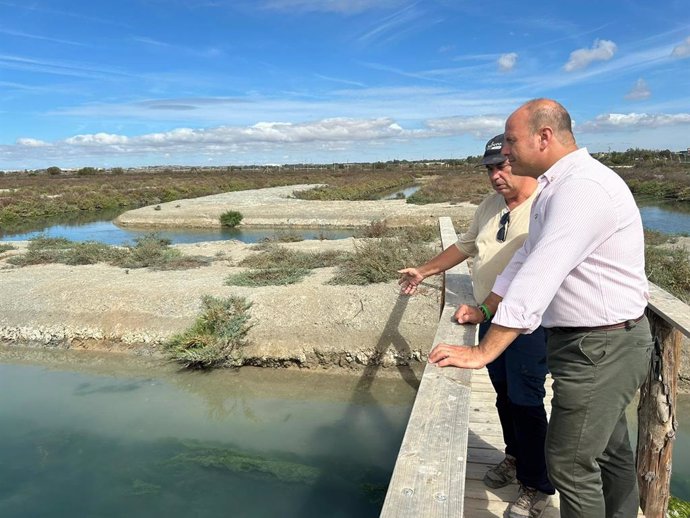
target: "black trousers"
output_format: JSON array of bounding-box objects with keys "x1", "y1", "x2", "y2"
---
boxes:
[{"x1": 480, "y1": 322, "x2": 555, "y2": 494}]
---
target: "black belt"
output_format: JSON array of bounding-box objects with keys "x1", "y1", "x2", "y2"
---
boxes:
[{"x1": 548, "y1": 314, "x2": 644, "y2": 334}]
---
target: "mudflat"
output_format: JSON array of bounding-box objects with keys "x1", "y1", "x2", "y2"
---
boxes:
[
  {"x1": 114, "y1": 184, "x2": 477, "y2": 229},
  {"x1": 1, "y1": 185, "x2": 479, "y2": 370}
]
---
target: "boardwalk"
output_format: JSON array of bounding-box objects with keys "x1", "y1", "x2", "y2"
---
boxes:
[
  {"x1": 465, "y1": 369, "x2": 646, "y2": 517},
  {"x1": 464, "y1": 369, "x2": 560, "y2": 517}
]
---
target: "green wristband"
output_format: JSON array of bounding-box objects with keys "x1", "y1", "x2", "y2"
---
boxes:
[{"x1": 479, "y1": 303, "x2": 492, "y2": 322}]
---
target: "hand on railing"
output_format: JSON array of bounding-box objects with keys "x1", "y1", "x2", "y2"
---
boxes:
[{"x1": 454, "y1": 304, "x2": 484, "y2": 324}]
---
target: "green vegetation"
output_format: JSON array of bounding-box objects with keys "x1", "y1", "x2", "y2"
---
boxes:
[
  {"x1": 645, "y1": 245, "x2": 690, "y2": 302},
  {"x1": 227, "y1": 231, "x2": 436, "y2": 287},
  {"x1": 669, "y1": 495, "x2": 690, "y2": 518},
  {"x1": 6, "y1": 234, "x2": 209, "y2": 270},
  {"x1": 0, "y1": 243, "x2": 16, "y2": 253},
  {"x1": 220, "y1": 210, "x2": 243, "y2": 228},
  {"x1": 170, "y1": 445, "x2": 321, "y2": 484},
  {"x1": 0, "y1": 165, "x2": 450, "y2": 233},
  {"x1": 164, "y1": 295, "x2": 252, "y2": 369},
  {"x1": 226, "y1": 245, "x2": 344, "y2": 287},
  {"x1": 354, "y1": 220, "x2": 438, "y2": 242},
  {"x1": 294, "y1": 175, "x2": 414, "y2": 200},
  {"x1": 258, "y1": 227, "x2": 305, "y2": 243},
  {"x1": 4, "y1": 155, "x2": 684, "y2": 234},
  {"x1": 240, "y1": 245, "x2": 344, "y2": 269},
  {"x1": 226, "y1": 267, "x2": 312, "y2": 286},
  {"x1": 406, "y1": 172, "x2": 493, "y2": 205},
  {"x1": 330, "y1": 237, "x2": 436, "y2": 285}
]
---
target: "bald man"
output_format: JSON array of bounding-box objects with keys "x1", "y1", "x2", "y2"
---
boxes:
[{"x1": 429, "y1": 99, "x2": 652, "y2": 518}]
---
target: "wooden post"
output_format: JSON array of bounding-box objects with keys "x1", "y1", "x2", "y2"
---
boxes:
[{"x1": 637, "y1": 310, "x2": 682, "y2": 518}]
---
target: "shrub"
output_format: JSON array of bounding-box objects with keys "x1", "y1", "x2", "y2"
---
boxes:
[
  {"x1": 77, "y1": 167, "x2": 98, "y2": 176},
  {"x1": 0, "y1": 243, "x2": 16, "y2": 253},
  {"x1": 240, "y1": 245, "x2": 343, "y2": 270},
  {"x1": 220, "y1": 210, "x2": 243, "y2": 228},
  {"x1": 330, "y1": 237, "x2": 436, "y2": 285},
  {"x1": 227, "y1": 245, "x2": 344, "y2": 286},
  {"x1": 645, "y1": 245, "x2": 690, "y2": 302},
  {"x1": 226, "y1": 267, "x2": 311, "y2": 286},
  {"x1": 164, "y1": 295, "x2": 253, "y2": 369},
  {"x1": 46, "y1": 166, "x2": 62, "y2": 176},
  {"x1": 63, "y1": 242, "x2": 128, "y2": 265},
  {"x1": 8, "y1": 234, "x2": 208, "y2": 270},
  {"x1": 116, "y1": 234, "x2": 209, "y2": 270}
]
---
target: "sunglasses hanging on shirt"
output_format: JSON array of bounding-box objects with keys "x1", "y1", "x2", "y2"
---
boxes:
[{"x1": 496, "y1": 211, "x2": 510, "y2": 243}]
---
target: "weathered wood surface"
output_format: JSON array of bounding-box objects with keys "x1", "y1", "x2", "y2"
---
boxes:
[
  {"x1": 647, "y1": 283, "x2": 690, "y2": 338},
  {"x1": 380, "y1": 217, "x2": 476, "y2": 518},
  {"x1": 637, "y1": 312, "x2": 683, "y2": 518},
  {"x1": 463, "y1": 368, "x2": 562, "y2": 517}
]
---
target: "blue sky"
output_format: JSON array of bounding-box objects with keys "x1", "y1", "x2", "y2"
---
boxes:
[{"x1": 1, "y1": 0, "x2": 689, "y2": 170}]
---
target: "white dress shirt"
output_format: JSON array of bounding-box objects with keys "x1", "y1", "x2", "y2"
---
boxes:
[{"x1": 492, "y1": 148, "x2": 649, "y2": 331}]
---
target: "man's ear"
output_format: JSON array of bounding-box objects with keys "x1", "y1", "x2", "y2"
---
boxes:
[{"x1": 538, "y1": 127, "x2": 553, "y2": 151}]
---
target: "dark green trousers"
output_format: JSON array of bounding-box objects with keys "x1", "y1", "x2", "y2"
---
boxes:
[{"x1": 545, "y1": 317, "x2": 653, "y2": 518}]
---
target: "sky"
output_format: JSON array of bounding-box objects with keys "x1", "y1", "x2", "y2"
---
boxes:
[{"x1": 1, "y1": 0, "x2": 689, "y2": 170}]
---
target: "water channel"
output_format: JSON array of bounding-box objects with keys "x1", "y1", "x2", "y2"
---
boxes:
[
  {"x1": 0, "y1": 349, "x2": 420, "y2": 518},
  {"x1": 1, "y1": 197, "x2": 688, "y2": 246},
  {"x1": 1, "y1": 195, "x2": 689, "y2": 513}
]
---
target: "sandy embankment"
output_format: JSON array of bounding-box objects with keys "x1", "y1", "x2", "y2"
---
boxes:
[{"x1": 0, "y1": 185, "x2": 478, "y2": 370}]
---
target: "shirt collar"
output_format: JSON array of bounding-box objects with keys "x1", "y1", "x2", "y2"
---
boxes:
[{"x1": 539, "y1": 147, "x2": 588, "y2": 185}]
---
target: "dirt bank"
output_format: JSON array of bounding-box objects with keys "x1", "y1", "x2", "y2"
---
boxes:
[
  {"x1": 3, "y1": 184, "x2": 478, "y2": 370},
  {"x1": 114, "y1": 184, "x2": 477, "y2": 229},
  {"x1": 0, "y1": 236, "x2": 446, "y2": 370}
]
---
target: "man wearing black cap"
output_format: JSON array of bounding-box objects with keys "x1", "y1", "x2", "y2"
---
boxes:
[{"x1": 399, "y1": 134, "x2": 555, "y2": 517}]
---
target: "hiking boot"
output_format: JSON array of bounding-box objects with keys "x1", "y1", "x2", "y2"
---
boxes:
[
  {"x1": 483, "y1": 454, "x2": 516, "y2": 489},
  {"x1": 508, "y1": 484, "x2": 550, "y2": 518}
]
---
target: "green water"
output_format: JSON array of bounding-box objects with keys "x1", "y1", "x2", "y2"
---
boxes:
[{"x1": 0, "y1": 351, "x2": 420, "y2": 518}]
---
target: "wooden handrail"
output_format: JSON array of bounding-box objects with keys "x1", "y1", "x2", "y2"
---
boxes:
[{"x1": 380, "y1": 217, "x2": 477, "y2": 517}]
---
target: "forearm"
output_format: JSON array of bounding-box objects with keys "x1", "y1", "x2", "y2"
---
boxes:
[
  {"x1": 417, "y1": 244, "x2": 468, "y2": 278},
  {"x1": 427, "y1": 322, "x2": 521, "y2": 369},
  {"x1": 480, "y1": 292, "x2": 503, "y2": 318},
  {"x1": 478, "y1": 323, "x2": 521, "y2": 364}
]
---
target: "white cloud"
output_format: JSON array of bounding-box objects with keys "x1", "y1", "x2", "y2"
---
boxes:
[
  {"x1": 424, "y1": 115, "x2": 505, "y2": 137},
  {"x1": 16, "y1": 138, "x2": 49, "y2": 147},
  {"x1": 578, "y1": 112, "x2": 690, "y2": 132},
  {"x1": 624, "y1": 79, "x2": 651, "y2": 101},
  {"x1": 65, "y1": 133, "x2": 129, "y2": 145},
  {"x1": 0, "y1": 114, "x2": 513, "y2": 167},
  {"x1": 564, "y1": 39, "x2": 617, "y2": 72},
  {"x1": 3, "y1": 118, "x2": 410, "y2": 162},
  {"x1": 497, "y1": 53, "x2": 518, "y2": 72},
  {"x1": 671, "y1": 36, "x2": 690, "y2": 58}
]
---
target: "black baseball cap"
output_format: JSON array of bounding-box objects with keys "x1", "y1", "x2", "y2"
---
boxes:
[{"x1": 481, "y1": 134, "x2": 507, "y2": 165}]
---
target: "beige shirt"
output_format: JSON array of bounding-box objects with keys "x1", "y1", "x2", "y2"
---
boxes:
[{"x1": 455, "y1": 188, "x2": 538, "y2": 303}]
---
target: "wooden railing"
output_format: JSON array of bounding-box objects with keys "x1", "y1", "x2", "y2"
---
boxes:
[
  {"x1": 380, "y1": 216, "x2": 690, "y2": 518},
  {"x1": 638, "y1": 284, "x2": 690, "y2": 518},
  {"x1": 379, "y1": 217, "x2": 477, "y2": 517}
]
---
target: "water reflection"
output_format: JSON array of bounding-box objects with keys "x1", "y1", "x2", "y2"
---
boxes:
[
  {"x1": 636, "y1": 198, "x2": 690, "y2": 235},
  {"x1": 1, "y1": 221, "x2": 356, "y2": 245}
]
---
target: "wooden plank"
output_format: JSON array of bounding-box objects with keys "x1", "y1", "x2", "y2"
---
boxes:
[
  {"x1": 647, "y1": 283, "x2": 690, "y2": 338},
  {"x1": 380, "y1": 217, "x2": 477, "y2": 518}
]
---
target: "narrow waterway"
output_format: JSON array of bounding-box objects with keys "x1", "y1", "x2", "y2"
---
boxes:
[
  {"x1": 0, "y1": 349, "x2": 420, "y2": 518},
  {"x1": 1, "y1": 199, "x2": 687, "y2": 245}
]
